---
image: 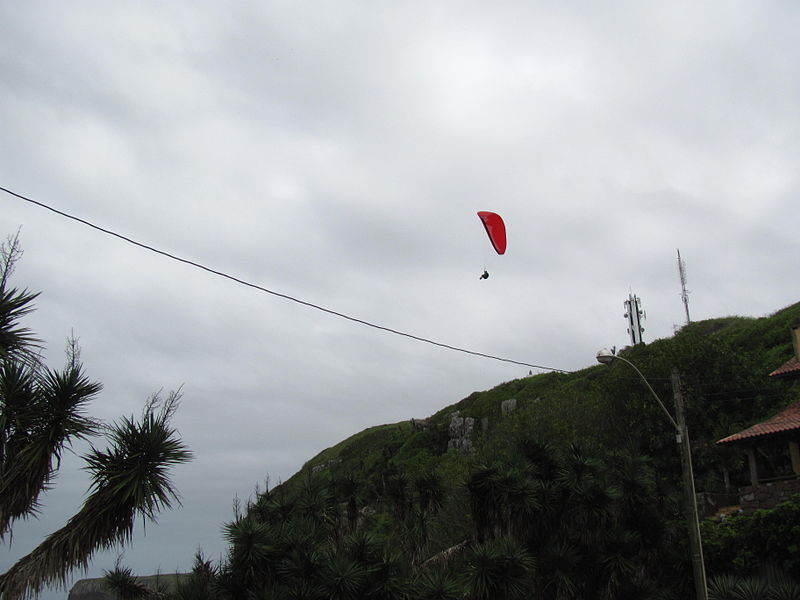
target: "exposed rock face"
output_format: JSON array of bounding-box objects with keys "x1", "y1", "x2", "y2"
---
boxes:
[
  {"x1": 69, "y1": 574, "x2": 186, "y2": 600},
  {"x1": 410, "y1": 418, "x2": 430, "y2": 432},
  {"x1": 501, "y1": 398, "x2": 517, "y2": 416},
  {"x1": 312, "y1": 458, "x2": 340, "y2": 473},
  {"x1": 68, "y1": 578, "x2": 114, "y2": 600},
  {"x1": 448, "y1": 411, "x2": 475, "y2": 453}
]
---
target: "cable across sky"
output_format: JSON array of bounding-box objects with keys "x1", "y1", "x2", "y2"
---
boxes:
[{"x1": 1, "y1": 185, "x2": 571, "y2": 373}]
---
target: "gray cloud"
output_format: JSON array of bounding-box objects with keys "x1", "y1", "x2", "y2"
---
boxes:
[{"x1": 2, "y1": 2, "x2": 799, "y2": 597}]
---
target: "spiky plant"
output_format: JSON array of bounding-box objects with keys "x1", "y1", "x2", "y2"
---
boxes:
[
  {"x1": 173, "y1": 551, "x2": 220, "y2": 600},
  {"x1": 771, "y1": 581, "x2": 800, "y2": 600},
  {"x1": 343, "y1": 530, "x2": 381, "y2": 565},
  {"x1": 465, "y1": 538, "x2": 535, "y2": 600},
  {"x1": 104, "y1": 561, "x2": 164, "y2": 600},
  {"x1": 0, "y1": 348, "x2": 101, "y2": 539},
  {"x1": 0, "y1": 233, "x2": 40, "y2": 364},
  {"x1": 414, "y1": 472, "x2": 445, "y2": 515},
  {"x1": 322, "y1": 553, "x2": 370, "y2": 600},
  {"x1": 0, "y1": 236, "x2": 101, "y2": 540},
  {"x1": 733, "y1": 577, "x2": 772, "y2": 600},
  {"x1": 411, "y1": 568, "x2": 462, "y2": 600},
  {"x1": 223, "y1": 514, "x2": 275, "y2": 591},
  {"x1": 0, "y1": 391, "x2": 192, "y2": 600},
  {"x1": 363, "y1": 548, "x2": 406, "y2": 600},
  {"x1": 274, "y1": 579, "x2": 327, "y2": 600}
]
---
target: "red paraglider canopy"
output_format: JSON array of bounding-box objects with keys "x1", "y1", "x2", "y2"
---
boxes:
[{"x1": 477, "y1": 211, "x2": 507, "y2": 255}]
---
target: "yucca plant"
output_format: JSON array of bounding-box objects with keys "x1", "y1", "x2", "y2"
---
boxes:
[
  {"x1": 322, "y1": 553, "x2": 370, "y2": 600},
  {"x1": 273, "y1": 579, "x2": 327, "y2": 600},
  {"x1": 733, "y1": 577, "x2": 772, "y2": 600},
  {"x1": 0, "y1": 392, "x2": 191, "y2": 599},
  {"x1": 363, "y1": 548, "x2": 407, "y2": 600},
  {"x1": 0, "y1": 235, "x2": 192, "y2": 600},
  {"x1": 173, "y1": 551, "x2": 220, "y2": 600},
  {"x1": 0, "y1": 254, "x2": 101, "y2": 541},
  {"x1": 771, "y1": 581, "x2": 800, "y2": 600},
  {"x1": 411, "y1": 568, "x2": 462, "y2": 600},
  {"x1": 465, "y1": 538, "x2": 535, "y2": 600},
  {"x1": 104, "y1": 561, "x2": 165, "y2": 600},
  {"x1": 0, "y1": 352, "x2": 102, "y2": 538},
  {"x1": 0, "y1": 234, "x2": 40, "y2": 364}
]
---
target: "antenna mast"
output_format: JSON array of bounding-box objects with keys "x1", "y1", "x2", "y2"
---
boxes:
[
  {"x1": 677, "y1": 249, "x2": 691, "y2": 325},
  {"x1": 624, "y1": 293, "x2": 646, "y2": 345}
]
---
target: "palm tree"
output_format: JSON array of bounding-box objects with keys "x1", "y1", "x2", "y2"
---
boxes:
[
  {"x1": 173, "y1": 551, "x2": 220, "y2": 600},
  {"x1": 0, "y1": 391, "x2": 191, "y2": 599},
  {"x1": 322, "y1": 553, "x2": 370, "y2": 600},
  {"x1": 411, "y1": 568, "x2": 462, "y2": 600},
  {"x1": 465, "y1": 464, "x2": 505, "y2": 543},
  {"x1": 103, "y1": 560, "x2": 167, "y2": 600},
  {"x1": 0, "y1": 235, "x2": 103, "y2": 540},
  {"x1": 383, "y1": 469, "x2": 411, "y2": 522},
  {"x1": 224, "y1": 515, "x2": 274, "y2": 589},
  {"x1": 465, "y1": 538, "x2": 535, "y2": 600},
  {"x1": 362, "y1": 548, "x2": 407, "y2": 600},
  {"x1": 334, "y1": 472, "x2": 362, "y2": 534},
  {"x1": 1, "y1": 236, "x2": 193, "y2": 600},
  {"x1": 414, "y1": 472, "x2": 445, "y2": 516},
  {"x1": 0, "y1": 343, "x2": 102, "y2": 538},
  {"x1": 0, "y1": 233, "x2": 39, "y2": 363}
]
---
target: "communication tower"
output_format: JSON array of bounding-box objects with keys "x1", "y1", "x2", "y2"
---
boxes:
[
  {"x1": 624, "y1": 293, "x2": 646, "y2": 345},
  {"x1": 677, "y1": 249, "x2": 691, "y2": 325}
]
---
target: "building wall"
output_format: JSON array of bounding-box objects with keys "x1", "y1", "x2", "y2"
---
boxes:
[{"x1": 738, "y1": 478, "x2": 800, "y2": 513}]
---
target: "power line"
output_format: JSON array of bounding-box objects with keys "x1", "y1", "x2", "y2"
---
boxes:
[{"x1": 2, "y1": 185, "x2": 571, "y2": 373}]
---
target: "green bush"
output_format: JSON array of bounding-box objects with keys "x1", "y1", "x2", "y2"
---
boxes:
[{"x1": 702, "y1": 494, "x2": 800, "y2": 576}]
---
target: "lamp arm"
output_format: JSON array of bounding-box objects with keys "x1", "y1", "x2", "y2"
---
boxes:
[{"x1": 613, "y1": 356, "x2": 681, "y2": 432}]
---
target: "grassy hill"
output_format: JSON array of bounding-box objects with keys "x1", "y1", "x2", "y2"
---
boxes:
[
  {"x1": 174, "y1": 300, "x2": 800, "y2": 600},
  {"x1": 287, "y1": 301, "x2": 800, "y2": 497}
]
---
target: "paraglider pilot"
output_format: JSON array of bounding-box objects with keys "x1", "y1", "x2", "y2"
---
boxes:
[{"x1": 476, "y1": 212, "x2": 505, "y2": 281}]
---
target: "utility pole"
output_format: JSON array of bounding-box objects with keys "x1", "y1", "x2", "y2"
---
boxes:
[
  {"x1": 672, "y1": 369, "x2": 707, "y2": 600},
  {"x1": 677, "y1": 249, "x2": 691, "y2": 325}
]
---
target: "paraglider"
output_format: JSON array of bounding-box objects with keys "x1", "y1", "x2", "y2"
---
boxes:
[
  {"x1": 477, "y1": 211, "x2": 506, "y2": 255},
  {"x1": 477, "y1": 211, "x2": 506, "y2": 279}
]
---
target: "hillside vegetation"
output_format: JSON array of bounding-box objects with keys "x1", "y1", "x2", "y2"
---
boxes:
[
  {"x1": 108, "y1": 301, "x2": 800, "y2": 600},
  {"x1": 293, "y1": 301, "x2": 800, "y2": 496}
]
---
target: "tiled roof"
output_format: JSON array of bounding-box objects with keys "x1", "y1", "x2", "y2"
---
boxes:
[
  {"x1": 718, "y1": 400, "x2": 800, "y2": 445},
  {"x1": 770, "y1": 356, "x2": 800, "y2": 378}
]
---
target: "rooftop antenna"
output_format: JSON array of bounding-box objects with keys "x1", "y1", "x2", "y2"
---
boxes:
[
  {"x1": 677, "y1": 249, "x2": 691, "y2": 325},
  {"x1": 624, "y1": 293, "x2": 646, "y2": 345}
]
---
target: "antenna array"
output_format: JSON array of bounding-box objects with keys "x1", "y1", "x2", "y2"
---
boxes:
[
  {"x1": 677, "y1": 249, "x2": 691, "y2": 325},
  {"x1": 624, "y1": 293, "x2": 646, "y2": 345}
]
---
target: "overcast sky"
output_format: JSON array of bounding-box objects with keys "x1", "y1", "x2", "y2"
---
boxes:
[{"x1": 2, "y1": 1, "x2": 799, "y2": 597}]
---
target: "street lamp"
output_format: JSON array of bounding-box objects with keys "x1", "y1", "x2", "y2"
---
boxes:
[{"x1": 596, "y1": 348, "x2": 708, "y2": 600}]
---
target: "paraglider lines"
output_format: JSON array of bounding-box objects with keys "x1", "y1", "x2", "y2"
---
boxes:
[{"x1": 1, "y1": 185, "x2": 570, "y2": 373}]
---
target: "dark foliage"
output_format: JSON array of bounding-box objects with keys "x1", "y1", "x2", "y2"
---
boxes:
[{"x1": 0, "y1": 236, "x2": 192, "y2": 600}]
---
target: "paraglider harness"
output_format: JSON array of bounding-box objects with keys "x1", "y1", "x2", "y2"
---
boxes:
[{"x1": 480, "y1": 270, "x2": 489, "y2": 280}]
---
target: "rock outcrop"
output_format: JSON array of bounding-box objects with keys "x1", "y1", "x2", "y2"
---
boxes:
[
  {"x1": 69, "y1": 574, "x2": 186, "y2": 600},
  {"x1": 68, "y1": 578, "x2": 114, "y2": 600},
  {"x1": 448, "y1": 411, "x2": 475, "y2": 453},
  {"x1": 501, "y1": 398, "x2": 517, "y2": 416}
]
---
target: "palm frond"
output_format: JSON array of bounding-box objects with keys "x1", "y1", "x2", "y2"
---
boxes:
[
  {"x1": 412, "y1": 568, "x2": 462, "y2": 600},
  {"x1": 1, "y1": 344, "x2": 102, "y2": 538},
  {"x1": 0, "y1": 288, "x2": 41, "y2": 359},
  {"x1": 322, "y1": 553, "x2": 370, "y2": 600},
  {"x1": 465, "y1": 538, "x2": 535, "y2": 600},
  {"x1": 0, "y1": 391, "x2": 191, "y2": 600},
  {"x1": 733, "y1": 577, "x2": 772, "y2": 600}
]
